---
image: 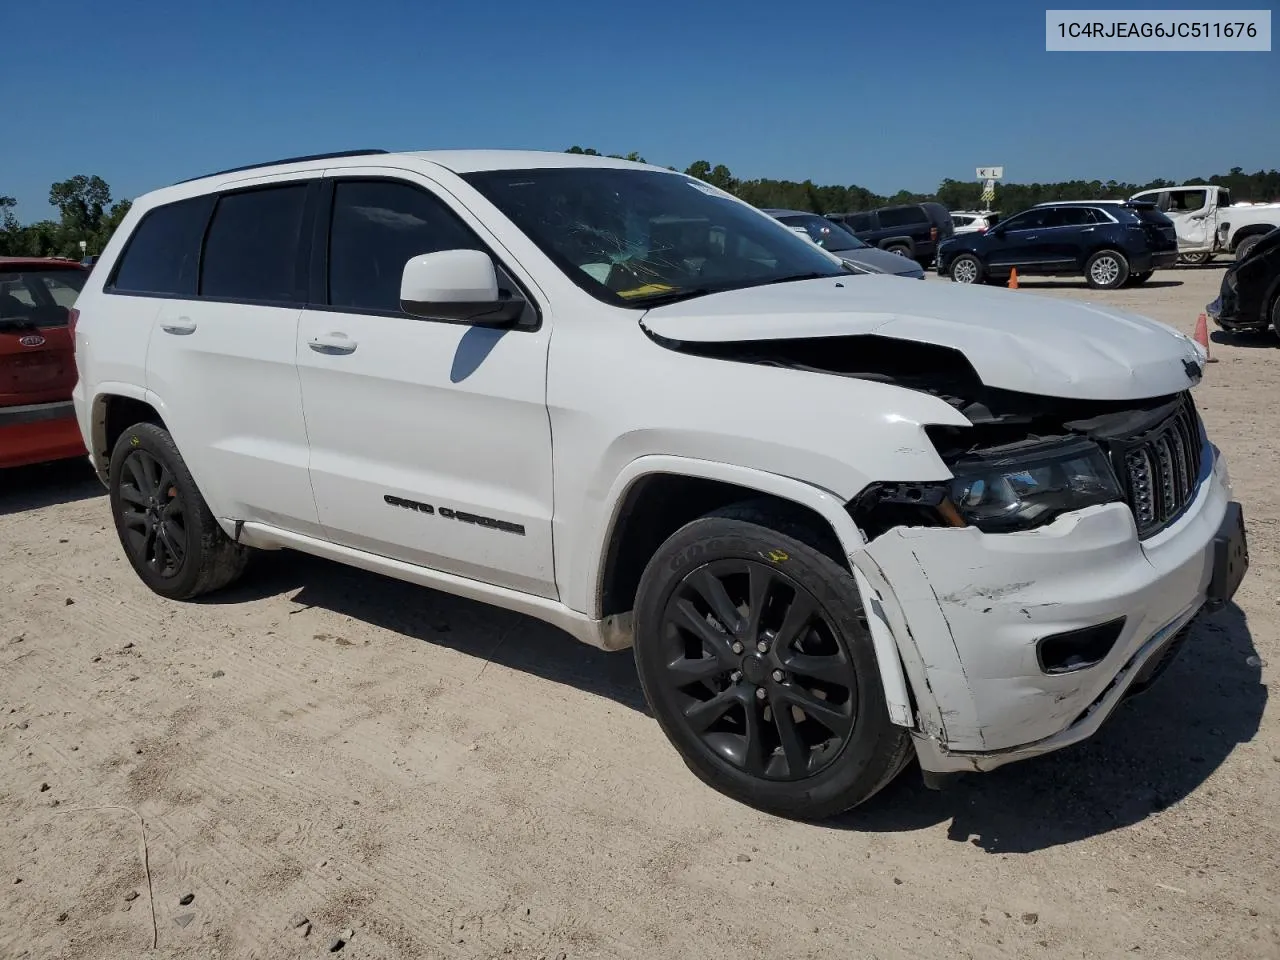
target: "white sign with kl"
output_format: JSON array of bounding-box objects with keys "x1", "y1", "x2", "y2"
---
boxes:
[{"x1": 976, "y1": 167, "x2": 1003, "y2": 180}]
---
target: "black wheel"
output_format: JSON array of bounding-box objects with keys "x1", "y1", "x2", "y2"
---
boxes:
[
  {"x1": 1127, "y1": 270, "x2": 1154, "y2": 286},
  {"x1": 949, "y1": 254, "x2": 982, "y2": 284},
  {"x1": 633, "y1": 505, "x2": 912, "y2": 820},
  {"x1": 1178, "y1": 252, "x2": 1213, "y2": 266},
  {"x1": 108, "y1": 422, "x2": 249, "y2": 600},
  {"x1": 1234, "y1": 234, "x2": 1263, "y2": 262},
  {"x1": 1085, "y1": 249, "x2": 1129, "y2": 289}
]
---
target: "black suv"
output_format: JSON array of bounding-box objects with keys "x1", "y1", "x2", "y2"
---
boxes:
[
  {"x1": 1208, "y1": 226, "x2": 1279, "y2": 334},
  {"x1": 826, "y1": 202, "x2": 953, "y2": 266},
  {"x1": 937, "y1": 201, "x2": 1178, "y2": 290}
]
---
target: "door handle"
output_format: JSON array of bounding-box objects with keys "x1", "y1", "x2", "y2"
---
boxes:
[
  {"x1": 160, "y1": 317, "x2": 196, "y2": 335},
  {"x1": 308, "y1": 333, "x2": 358, "y2": 355},
  {"x1": 1024, "y1": 235, "x2": 1039, "y2": 240},
  {"x1": 1080, "y1": 227, "x2": 1096, "y2": 233}
]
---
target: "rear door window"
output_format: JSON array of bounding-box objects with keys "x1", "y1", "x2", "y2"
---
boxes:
[
  {"x1": 877, "y1": 206, "x2": 927, "y2": 228},
  {"x1": 845, "y1": 212, "x2": 875, "y2": 231},
  {"x1": 110, "y1": 196, "x2": 213, "y2": 297},
  {"x1": 200, "y1": 185, "x2": 310, "y2": 303}
]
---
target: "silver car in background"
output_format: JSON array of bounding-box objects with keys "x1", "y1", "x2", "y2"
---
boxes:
[{"x1": 762, "y1": 209, "x2": 926, "y2": 279}]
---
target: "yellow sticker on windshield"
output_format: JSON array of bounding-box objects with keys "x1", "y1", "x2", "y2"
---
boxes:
[{"x1": 616, "y1": 283, "x2": 676, "y2": 299}]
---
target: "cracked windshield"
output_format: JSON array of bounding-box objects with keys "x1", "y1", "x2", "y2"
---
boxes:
[{"x1": 465, "y1": 167, "x2": 847, "y2": 306}]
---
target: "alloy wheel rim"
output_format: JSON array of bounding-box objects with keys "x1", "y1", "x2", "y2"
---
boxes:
[
  {"x1": 1091, "y1": 256, "x2": 1120, "y2": 285},
  {"x1": 657, "y1": 558, "x2": 858, "y2": 782},
  {"x1": 118, "y1": 450, "x2": 188, "y2": 579},
  {"x1": 953, "y1": 259, "x2": 977, "y2": 283}
]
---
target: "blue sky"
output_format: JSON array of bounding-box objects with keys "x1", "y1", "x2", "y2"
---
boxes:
[{"x1": 4, "y1": 0, "x2": 1276, "y2": 219}]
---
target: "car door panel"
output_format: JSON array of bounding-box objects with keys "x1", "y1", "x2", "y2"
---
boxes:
[
  {"x1": 144, "y1": 178, "x2": 322, "y2": 535},
  {"x1": 295, "y1": 172, "x2": 556, "y2": 599}
]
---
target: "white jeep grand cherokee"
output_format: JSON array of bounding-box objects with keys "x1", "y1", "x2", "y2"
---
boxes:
[{"x1": 70, "y1": 149, "x2": 1249, "y2": 819}]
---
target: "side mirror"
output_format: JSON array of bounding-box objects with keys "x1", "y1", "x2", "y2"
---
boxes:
[{"x1": 400, "y1": 249, "x2": 525, "y2": 326}]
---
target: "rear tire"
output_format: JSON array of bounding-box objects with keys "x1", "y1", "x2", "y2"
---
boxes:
[
  {"x1": 632, "y1": 504, "x2": 912, "y2": 820},
  {"x1": 1085, "y1": 249, "x2": 1129, "y2": 289},
  {"x1": 885, "y1": 244, "x2": 911, "y2": 258},
  {"x1": 108, "y1": 423, "x2": 249, "y2": 600},
  {"x1": 1234, "y1": 234, "x2": 1263, "y2": 262},
  {"x1": 1178, "y1": 252, "x2": 1213, "y2": 266}
]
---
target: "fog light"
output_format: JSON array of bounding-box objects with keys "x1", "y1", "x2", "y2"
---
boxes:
[{"x1": 1037, "y1": 618, "x2": 1126, "y2": 674}]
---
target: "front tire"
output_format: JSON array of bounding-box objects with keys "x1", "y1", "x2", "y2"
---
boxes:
[
  {"x1": 632, "y1": 507, "x2": 912, "y2": 820},
  {"x1": 108, "y1": 423, "x2": 249, "y2": 600},
  {"x1": 949, "y1": 254, "x2": 982, "y2": 284},
  {"x1": 1085, "y1": 249, "x2": 1129, "y2": 289}
]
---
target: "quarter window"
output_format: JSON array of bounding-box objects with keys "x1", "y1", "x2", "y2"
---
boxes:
[
  {"x1": 110, "y1": 196, "x2": 213, "y2": 297},
  {"x1": 327, "y1": 180, "x2": 483, "y2": 313},
  {"x1": 200, "y1": 185, "x2": 309, "y2": 303}
]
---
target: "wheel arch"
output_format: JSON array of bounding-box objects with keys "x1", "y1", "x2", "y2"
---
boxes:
[
  {"x1": 591, "y1": 456, "x2": 920, "y2": 734},
  {"x1": 591, "y1": 458, "x2": 867, "y2": 625},
  {"x1": 1231, "y1": 224, "x2": 1276, "y2": 251},
  {"x1": 89, "y1": 385, "x2": 167, "y2": 485}
]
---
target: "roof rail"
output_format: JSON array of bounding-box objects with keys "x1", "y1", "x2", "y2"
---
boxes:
[{"x1": 175, "y1": 149, "x2": 390, "y2": 184}]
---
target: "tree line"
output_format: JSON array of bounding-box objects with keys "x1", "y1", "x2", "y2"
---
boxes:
[
  {"x1": 568, "y1": 146, "x2": 1280, "y2": 215},
  {"x1": 4, "y1": 158, "x2": 1277, "y2": 259},
  {"x1": 0, "y1": 176, "x2": 131, "y2": 259}
]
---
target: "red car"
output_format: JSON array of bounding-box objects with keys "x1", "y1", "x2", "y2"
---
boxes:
[{"x1": 1, "y1": 257, "x2": 89, "y2": 468}]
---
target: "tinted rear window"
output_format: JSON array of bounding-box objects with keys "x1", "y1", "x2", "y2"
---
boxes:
[
  {"x1": 0, "y1": 268, "x2": 87, "y2": 328},
  {"x1": 110, "y1": 196, "x2": 213, "y2": 296},
  {"x1": 200, "y1": 185, "x2": 309, "y2": 303},
  {"x1": 1134, "y1": 206, "x2": 1174, "y2": 226},
  {"x1": 844, "y1": 212, "x2": 875, "y2": 231},
  {"x1": 877, "y1": 206, "x2": 928, "y2": 228}
]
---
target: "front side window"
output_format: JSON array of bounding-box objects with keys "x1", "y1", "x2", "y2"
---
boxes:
[
  {"x1": 327, "y1": 180, "x2": 483, "y2": 313},
  {"x1": 1169, "y1": 189, "x2": 1209, "y2": 213},
  {"x1": 200, "y1": 185, "x2": 309, "y2": 303},
  {"x1": 464, "y1": 168, "x2": 844, "y2": 306},
  {"x1": 111, "y1": 196, "x2": 213, "y2": 297},
  {"x1": 998, "y1": 209, "x2": 1049, "y2": 231}
]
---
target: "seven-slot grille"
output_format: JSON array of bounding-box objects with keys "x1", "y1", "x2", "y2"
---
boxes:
[{"x1": 1113, "y1": 396, "x2": 1203, "y2": 537}]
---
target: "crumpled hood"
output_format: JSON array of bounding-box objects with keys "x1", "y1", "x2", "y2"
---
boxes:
[{"x1": 640, "y1": 275, "x2": 1204, "y2": 401}]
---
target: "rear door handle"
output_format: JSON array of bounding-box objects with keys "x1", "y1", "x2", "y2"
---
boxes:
[
  {"x1": 308, "y1": 333, "x2": 358, "y2": 355},
  {"x1": 160, "y1": 317, "x2": 196, "y2": 335},
  {"x1": 1024, "y1": 235, "x2": 1039, "y2": 240},
  {"x1": 1080, "y1": 227, "x2": 1096, "y2": 233}
]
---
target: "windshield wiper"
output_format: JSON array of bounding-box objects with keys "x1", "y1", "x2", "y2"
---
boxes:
[{"x1": 756, "y1": 271, "x2": 845, "y2": 287}]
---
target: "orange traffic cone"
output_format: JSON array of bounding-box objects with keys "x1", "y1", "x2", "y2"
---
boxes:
[
  {"x1": 1007, "y1": 267, "x2": 1018, "y2": 289},
  {"x1": 1194, "y1": 312, "x2": 1218, "y2": 363}
]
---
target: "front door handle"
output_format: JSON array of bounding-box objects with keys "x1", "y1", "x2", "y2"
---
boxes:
[
  {"x1": 160, "y1": 317, "x2": 196, "y2": 335},
  {"x1": 1080, "y1": 227, "x2": 1096, "y2": 233},
  {"x1": 308, "y1": 333, "x2": 358, "y2": 355},
  {"x1": 1024, "y1": 234, "x2": 1039, "y2": 240}
]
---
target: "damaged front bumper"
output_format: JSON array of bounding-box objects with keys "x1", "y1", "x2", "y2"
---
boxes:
[{"x1": 851, "y1": 441, "x2": 1247, "y2": 775}]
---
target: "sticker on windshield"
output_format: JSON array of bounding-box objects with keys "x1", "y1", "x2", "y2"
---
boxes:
[{"x1": 617, "y1": 283, "x2": 676, "y2": 299}]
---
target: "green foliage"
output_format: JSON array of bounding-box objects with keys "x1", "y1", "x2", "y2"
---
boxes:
[
  {"x1": 565, "y1": 146, "x2": 1280, "y2": 215},
  {"x1": 0, "y1": 176, "x2": 131, "y2": 258}
]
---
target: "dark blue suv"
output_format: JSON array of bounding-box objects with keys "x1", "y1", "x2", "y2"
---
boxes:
[{"x1": 937, "y1": 201, "x2": 1179, "y2": 289}]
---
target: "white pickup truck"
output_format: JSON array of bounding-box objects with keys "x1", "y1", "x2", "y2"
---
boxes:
[{"x1": 1129, "y1": 184, "x2": 1280, "y2": 264}]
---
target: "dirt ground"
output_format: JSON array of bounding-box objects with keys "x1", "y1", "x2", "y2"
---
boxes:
[{"x1": 2, "y1": 266, "x2": 1277, "y2": 960}]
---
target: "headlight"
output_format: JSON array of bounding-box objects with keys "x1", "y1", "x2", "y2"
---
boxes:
[{"x1": 948, "y1": 438, "x2": 1123, "y2": 532}]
